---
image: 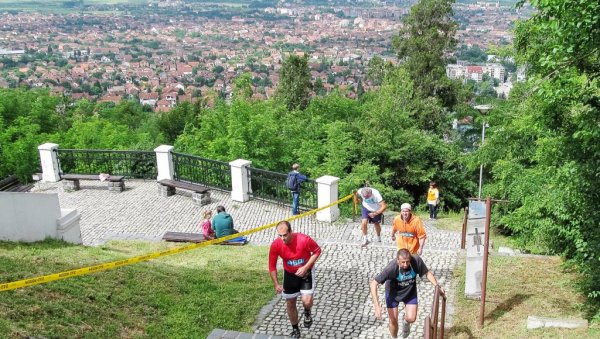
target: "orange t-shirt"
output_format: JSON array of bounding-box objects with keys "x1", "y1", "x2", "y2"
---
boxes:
[{"x1": 392, "y1": 214, "x2": 426, "y2": 253}]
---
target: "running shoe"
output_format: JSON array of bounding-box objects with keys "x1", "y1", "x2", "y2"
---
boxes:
[
  {"x1": 361, "y1": 238, "x2": 370, "y2": 247},
  {"x1": 376, "y1": 236, "x2": 382, "y2": 243},
  {"x1": 303, "y1": 312, "x2": 313, "y2": 328},
  {"x1": 402, "y1": 319, "x2": 411, "y2": 338},
  {"x1": 290, "y1": 327, "x2": 301, "y2": 338}
]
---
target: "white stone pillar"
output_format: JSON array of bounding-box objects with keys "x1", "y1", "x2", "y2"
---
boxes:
[
  {"x1": 316, "y1": 175, "x2": 340, "y2": 222},
  {"x1": 38, "y1": 143, "x2": 61, "y2": 182},
  {"x1": 229, "y1": 159, "x2": 252, "y2": 202},
  {"x1": 154, "y1": 145, "x2": 174, "y2": 181}
]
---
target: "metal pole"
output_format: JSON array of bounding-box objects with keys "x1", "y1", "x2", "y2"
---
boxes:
[
  {"x1": 478, "y1": 121, "x2": 486, "y2": 199},
  {"x1": 479, "y1": 197, "x2": 492, "y2": 328}
]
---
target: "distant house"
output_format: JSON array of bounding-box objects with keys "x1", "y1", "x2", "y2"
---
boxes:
[
  {"x1": 155, "y1": 99, "x2": 172, "y2": 112},
  {"x1": 139, "y1": 92, "x2": 159, "y2": 106},
  {"x1": 98, "y1": 94, "x2": 122, "y2": 105},
  {"x1": 466, "y1": 66, "x2": 484, "y2": 82}
]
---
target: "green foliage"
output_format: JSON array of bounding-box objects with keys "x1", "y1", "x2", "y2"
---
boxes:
[
  {"x1": 455, "y1": 44, "x2": 487, "y2": 63},
  {"x1": 393, "y1": 0, "x2": 459, "y2": 112},
  {"x1": 486, "y1": 0, "x2": 600, "y2": 318},
  {"x1": 275, "y1": 54, "x2": 312, "y2": 110},
  {"x1": 233, "y1": 72, "x2": 254, "y2": 100},
  {"x1": 515, "y1": 0, "x2": 600, "y2": 77}
]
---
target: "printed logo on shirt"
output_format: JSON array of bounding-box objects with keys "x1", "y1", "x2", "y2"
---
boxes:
[
  {"x1": 364, "y1": 197, "x2": 377, "y2": 204},
  {"x1": 396, "y1": 267, "x2": 416, "y2": 287},
  {"x1": 287, "y1": 258, "x2": 305, "y2": 267},
  {"x1": 400, "y1": 232, "x2": 415, "y2": 238}
]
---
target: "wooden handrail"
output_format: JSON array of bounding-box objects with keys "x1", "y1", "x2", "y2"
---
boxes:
[
  {"x1": 460, "y1": 206, "x2": 469, "y2": 249},
  {"x1": 423, "y1": 285, "x2": 447, "y2": 338}
]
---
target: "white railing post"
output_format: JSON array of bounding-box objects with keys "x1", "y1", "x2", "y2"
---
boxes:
[
  {"x1": 154, "y1": 145, "x2": 174, "y2": 180},
  {"x1": 316, "y1": 175, "x2": 340, "y2": 222},
  {"x1": 229, "y1": 159, "x2": 252, "y2": 202},
  {"x1": 38, "y1": 143, "x2": 61, "y2": 182}
]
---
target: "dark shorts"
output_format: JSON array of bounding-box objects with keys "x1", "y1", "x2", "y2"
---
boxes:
[
  {"x1": 361, "y1": 206, "x2": 383, "y2": 224},
  {"x1": 282, "y1": 268, "x2": 315, "y2": 299},
  {"x1": 385, "y1": 290, "x2": 418, "y2": 308}
]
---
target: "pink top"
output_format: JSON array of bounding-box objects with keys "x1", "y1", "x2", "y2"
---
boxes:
[{"x1": 201, "y1": 219, "x2": 214, "y2": 238}]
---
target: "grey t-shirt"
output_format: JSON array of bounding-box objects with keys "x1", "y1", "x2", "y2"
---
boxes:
[{"x1": 374, "y1": 255, "x2": 429, "y2": 302}]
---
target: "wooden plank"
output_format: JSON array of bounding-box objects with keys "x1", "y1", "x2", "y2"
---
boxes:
[
  {"x1": 0, "y1": 175, "x2": 18, "y2": 191},
  {"x1": 162, "y1": 231, "x2": 206, "y2": 243},
  {"x1": 158, "y1": 179, "x2": 209, "y2": 193},
  {"x1": 62, "y1": 174, "x2": 124, "y2": 182}
]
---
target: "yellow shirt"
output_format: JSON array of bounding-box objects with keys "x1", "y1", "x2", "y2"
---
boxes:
[{"x1": 427, "y1": 188, "x2": 439, "y2": 205}]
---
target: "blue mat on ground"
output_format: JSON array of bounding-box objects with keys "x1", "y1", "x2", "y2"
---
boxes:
[{"x1": 220, "y1": 236, "x2": 248, "y2": 245}]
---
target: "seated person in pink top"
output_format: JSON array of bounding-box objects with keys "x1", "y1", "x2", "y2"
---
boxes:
[{"x1": 200, "y1": 210, "x2": 215, "y2": 240}]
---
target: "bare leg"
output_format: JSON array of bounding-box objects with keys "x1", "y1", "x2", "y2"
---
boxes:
[
  {"x1": 374, "y1": 222, "x2": 381, "y2": 237},
  {"x1": 361, "y1": 218, "x2": 368, "y2": 236},
  {"x1": 286, "y1": 297, "x2": 299, "y2": 325},
  {"x1": 387, "y1": 307, "x2": 399, "y2": 338},
  {"x1": 301, "y1": 294, "x2": 313, "y2": 311},
  {"x1": 404, "y1": 304, "x2": 418, "y2": 323}
]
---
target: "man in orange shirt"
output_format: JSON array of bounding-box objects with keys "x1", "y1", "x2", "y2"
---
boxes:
[{"x1": 391, "y1": 203, "x2": 427, "y2": 255}]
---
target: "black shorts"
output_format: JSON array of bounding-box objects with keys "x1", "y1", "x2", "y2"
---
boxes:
[{"x1": 282, "y1": 268, "x2": 315, "y2": 299}]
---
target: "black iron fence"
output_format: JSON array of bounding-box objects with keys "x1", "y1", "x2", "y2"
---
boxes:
[
  {"x1": 248, "y1": 167, "x2": 317, "y2": 210},
  {"x1": 56, "y1": 149, "x2": 157, "y2": 179},
  {"x1": 172, "y1": 152, "x2": 231, "y2": 191}
]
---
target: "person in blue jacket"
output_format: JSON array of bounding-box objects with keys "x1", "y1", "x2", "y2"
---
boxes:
[{"x1": 287, "y1": 163, "x2": 308, "y2": 215}]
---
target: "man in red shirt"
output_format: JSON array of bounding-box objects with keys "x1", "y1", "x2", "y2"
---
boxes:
[{"x1": 269, "y1": 220, "x2": 321, "y2": 338}]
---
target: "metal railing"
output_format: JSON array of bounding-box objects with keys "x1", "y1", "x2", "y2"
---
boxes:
[
  {"x1": 56, "y1": 149, "x2": 157, "y2": 179},
  {"x1": 172, "y1": 152, "x2": 231, "y2": 191},
  {"x1": 423, "y1": 285, "x2": 447, "y2": 339},
  {"x1": 248, "y1": 167, "x2": 317, "y2": 210}
]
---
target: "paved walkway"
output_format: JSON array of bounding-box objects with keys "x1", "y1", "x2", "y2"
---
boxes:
[{"x1": 33, "y1": 180, "x2": 461, "y2": 338}]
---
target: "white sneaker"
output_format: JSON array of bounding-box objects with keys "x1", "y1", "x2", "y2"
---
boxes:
[
  {"x1": 376, "y1": 236, "x2": 382, "y2": 243},
  {"x1": 361, "y1": 238, "x2": 370, "y2": 247},
  {"x1": 402, "y1": 319, "x2": 411, "y2": 338}
]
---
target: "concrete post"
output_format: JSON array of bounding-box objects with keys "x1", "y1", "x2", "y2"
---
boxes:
[
  {"x1": 154, "y1": 145, "x2": 174, "y2": 181},
  {"x1": 316, "y1": 175, "x2": 340, "y2": 222},
  {"x1": 38, "y1": 143, "x2": 61, "y2": 182},
  {"x1": 229, "y1": 159, "x2": 252, "y2": 202}
]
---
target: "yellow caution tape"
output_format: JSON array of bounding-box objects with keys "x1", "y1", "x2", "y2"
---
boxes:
[{"x1": 0, "y1": 193, "x2": 353, "y2": 292}]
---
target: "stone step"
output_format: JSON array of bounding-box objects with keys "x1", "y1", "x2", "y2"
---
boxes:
[{"x1": 207, "y1": 329, "x2": 288, "y2": 339}]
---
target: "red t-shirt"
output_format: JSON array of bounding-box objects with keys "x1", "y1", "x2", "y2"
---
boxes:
[{"x1": 268, "y1": 233, "x2": 321, "y2": 274}]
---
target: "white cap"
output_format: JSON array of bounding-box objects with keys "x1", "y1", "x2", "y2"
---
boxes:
[{"x1": 401, "y1": 203, "x2": 412, "y2": 211}]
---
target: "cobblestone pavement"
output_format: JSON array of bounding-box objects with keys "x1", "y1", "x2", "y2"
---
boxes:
[{"x1": 33, "y1": 180, "x2": 461, "y2": 338}]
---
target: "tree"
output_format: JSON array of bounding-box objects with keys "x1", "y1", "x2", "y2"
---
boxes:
[
  {"x1": 233, "y1": 73, "x2": 254, "y2": 100},
  {"x1": 483, "y1": 0, "x2": 600, "y2": 315},
  {"x1": 393, "y1": 0, "x2": 458, "y2": 109},
  {"x1": 366, "y1": 56, "x2": 393, "y2": 86},
  {"x1": 313, "y1": 77, "x2": 325, "y2": 96},
  {"x1": 275, "y1": 54, "x2": 312, "y2": 110}
]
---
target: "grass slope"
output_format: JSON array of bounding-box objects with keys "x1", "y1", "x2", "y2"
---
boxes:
[{"x1": 0, "y1": 239, "x2": 273, "y2": 338}]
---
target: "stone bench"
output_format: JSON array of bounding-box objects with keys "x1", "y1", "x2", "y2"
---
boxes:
[
  {"x1": 157, "y1": 179, "x2": 211, "y2": 206},
  {"x1": 0, "y1": 174, "x2": 34, "y2": 192},
  {"x1": 61, "y1": 174, "x2": 125, "y2": 193}
]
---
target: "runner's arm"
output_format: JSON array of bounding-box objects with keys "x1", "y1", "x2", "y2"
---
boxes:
[
  {"x1": 269, "y1": 269, "x2": 283, "y2": 293},
  {"x1": 417, "y1": 237, "x2": 426, "y2": 256},
  {"x1": 426, "y1": 271, "x2": 444, "y2": 295},
  {"x1": 369, "y1": 279, "x2": 383, "y2": 319}
]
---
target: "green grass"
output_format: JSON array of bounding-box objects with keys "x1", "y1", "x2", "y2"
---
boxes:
[
  {"x1": 0, "y1": 239, "x2": 273, "y2": 338},
  {"x1": 450, "y1": 254, "x2": 600, "y2": 338}
]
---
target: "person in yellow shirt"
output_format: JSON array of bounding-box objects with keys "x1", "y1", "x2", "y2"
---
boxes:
[
  {"x1": 426, "y1": 182, "x2": 440, "y2": 220},
  {"x1": 391, "y1": 203, "x2": 427, "y2": 255}
]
